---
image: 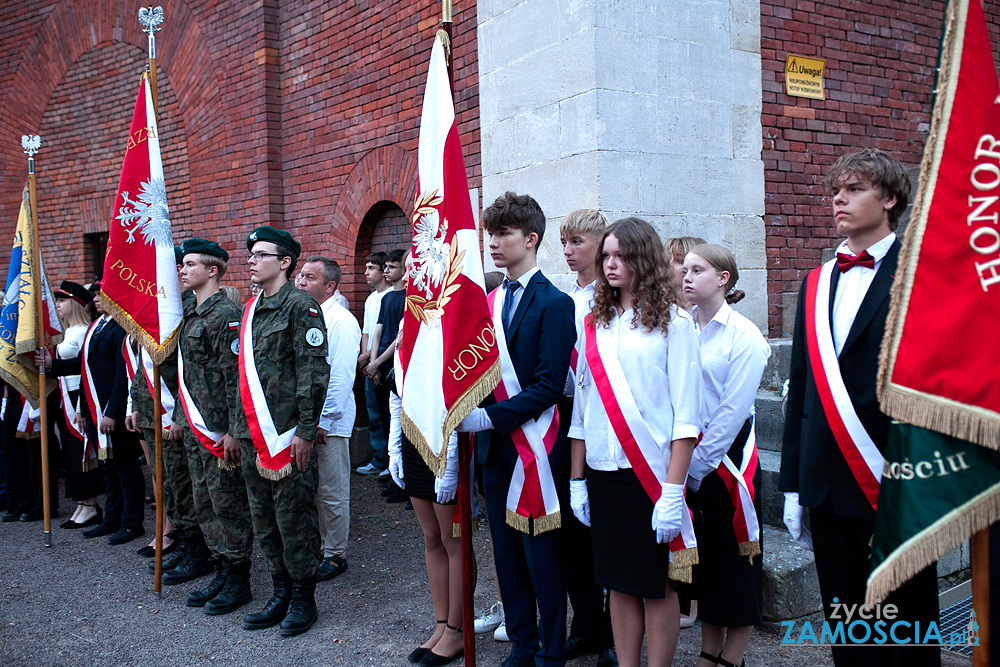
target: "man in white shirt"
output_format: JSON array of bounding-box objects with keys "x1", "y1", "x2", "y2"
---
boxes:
[
  {"x1": 779, "y1": 149, "x2": 939, "y2": 667},
  {"x1": 297, "y1": 256, "x2": 361, "y2": 582},
  {"x1": 356, "y1": 251, "x2": 390, "y2": 475}
]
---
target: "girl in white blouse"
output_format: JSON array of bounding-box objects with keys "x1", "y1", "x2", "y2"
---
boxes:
[
  {"x1": 568, "y1": 217, "x2": 702, "y2": 667},
  {"x1": 683, "y1": 245, "x2": 770, "y2": 667}
]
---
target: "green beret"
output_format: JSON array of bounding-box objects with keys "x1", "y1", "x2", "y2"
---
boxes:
[
  {"x1": 182, "y1": 238, "x2": 229, "y2": 262},
  {"x1": 174, "y1": 245, "x2": 184, "y2": 264},
  {"x1": 246, "y1": 226, "x2": 301, "y2": 257}
]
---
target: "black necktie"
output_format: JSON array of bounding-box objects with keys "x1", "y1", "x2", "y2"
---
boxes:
[{"x1": 501, "y1": 279, "x2": 521, "y2": 329}]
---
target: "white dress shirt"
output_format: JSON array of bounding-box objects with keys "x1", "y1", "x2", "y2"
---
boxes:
[
  {"x1": 333, "y1": 289, "x2": 348, "y2": 310},
  {"x1": 319, "y1": 296, "x2": 361, "y2": 437},
  {"x1": 362, "y1": 287, "x2": 390, "y2": 352},
  {"x1": 687, "y1": 303, "x2": 770, "y2": 484},
  {"x1": 564, "y1": 280, "x2": 595, "y2": 396},
  {"x1": 502, "y1": 266, "x2": 540, "y2": 326},
  {"x1": 831, "y1": 232, "x2": 896, "y2": 356},
  {"x1": 569, "y1": 304, "x2": 702, "y2": 471},
  {"x1": 56, "y1": 324, "x2": 88, "y2": 392}
]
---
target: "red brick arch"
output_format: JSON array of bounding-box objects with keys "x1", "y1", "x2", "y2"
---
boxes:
[{"x1": 329, "y1": 144, "x2": 418, "y2": 308}]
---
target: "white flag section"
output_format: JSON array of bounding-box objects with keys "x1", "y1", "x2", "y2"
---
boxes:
[{"x1": 399, "y1": 34, "x2": 499, "y2": 476}]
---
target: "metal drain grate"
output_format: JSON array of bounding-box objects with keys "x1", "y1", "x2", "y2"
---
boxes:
[{"x1": 939, "y1": 595, "x2": 974, "y2": 656}]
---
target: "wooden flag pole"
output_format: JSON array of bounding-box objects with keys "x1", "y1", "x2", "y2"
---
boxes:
[
  {"x1": 139, "y1": 4, "x2": 165, "y2": 595},
  {"x1": 24, "y1": 135, "x2": 52, "y2": 548},
  {"x1": 440, "y1": 3, "x2": 476, "y2": 665},
  {"x1": 972, "y1": 529, "x2": 990, "y2": 667}
]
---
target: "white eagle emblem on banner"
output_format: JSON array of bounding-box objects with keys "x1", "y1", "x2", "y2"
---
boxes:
[
  {"x1": 116, "y1": 176, "x2": 173, "y2": 247},
  {"x1": 406, "y1": 189, "x2": 464, "y2": 326}
]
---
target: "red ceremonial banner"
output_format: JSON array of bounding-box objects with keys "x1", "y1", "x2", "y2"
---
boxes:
[
  {"x1": 879, "y1": 0, "x2": 1000, "y2": 448},
  {"x1": 101, "y1": 74, "x2": 183, "y2": 364}
]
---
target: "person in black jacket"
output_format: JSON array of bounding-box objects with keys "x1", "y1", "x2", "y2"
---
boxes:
[
  {"x1": 779, "y1": 149, "x2": 939, "y2": 667},
  {"x1": 43, "y1": 287, "x2": 145, "y2": 545}
]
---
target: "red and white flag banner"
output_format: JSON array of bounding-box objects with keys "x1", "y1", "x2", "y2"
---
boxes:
[
  {"x1": 101, "y1": 73, "x2": 183, "y2": 365},
  {"x1": 878, "y1": 0, "x2": 1000, "y2": 448},
  {"x1": 400, "y1": 32, "x2": 499, "y2": 475}
]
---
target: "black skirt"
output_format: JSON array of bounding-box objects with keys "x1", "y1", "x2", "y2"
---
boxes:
[
  {"x1": 588, "y1": 467, "x2": 671, "y2": 599},
  {"x1": 53, "y1": 390, "x2": 103, "y2": 501},
  {"x1": 400, "y1": 436, "x2": 456, "y2": 505},
  {"x1": 689, "y1": 418, "x2": 764, "y2": 627}
]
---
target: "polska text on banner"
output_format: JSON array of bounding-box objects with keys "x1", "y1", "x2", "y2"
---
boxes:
[{"x1": 100, "y1": 72, "x2": 183, "y2": 364}]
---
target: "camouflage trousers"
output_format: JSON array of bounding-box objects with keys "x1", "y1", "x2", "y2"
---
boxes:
[
  {"x1": 143, "y1": 428, "x2": 198, "y2": 536},
  {"x1": 240, "y1": 438, "x2": 321, "y2": 580},
  {"x1": 184, "y1": 432, "x2": 254, "y2": 566}
]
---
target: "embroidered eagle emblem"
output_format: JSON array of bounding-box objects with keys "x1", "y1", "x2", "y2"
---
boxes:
[
  {"x1": 116, "y1": 176, "x2": 173, "y2": 247},
  {"x1": 405, "y1": 189, "x2": 464, "y2": 326}
]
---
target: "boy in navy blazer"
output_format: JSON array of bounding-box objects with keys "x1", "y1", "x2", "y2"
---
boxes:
[{"x1": 459, "y1": 192, "x2": 576, "y2": 667}]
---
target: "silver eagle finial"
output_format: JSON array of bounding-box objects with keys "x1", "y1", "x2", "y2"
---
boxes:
[
  {"x1": 138, "y1": 6, "x2": 164, "y2": 34},
  {"x1": 21, "y1": 135, "x2": 40, "y2": 157}
]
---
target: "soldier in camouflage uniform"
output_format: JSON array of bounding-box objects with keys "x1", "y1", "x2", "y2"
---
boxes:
[
  {"x1": 174, "y1": 239, "x2": 255, "y2": 616},
  {"x1": 238, "y1": 226, "x2": 329, "y2": 637}
]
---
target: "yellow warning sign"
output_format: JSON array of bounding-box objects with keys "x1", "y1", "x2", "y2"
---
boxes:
[{"x1": 784, "y1": 55, "x2": 825, "y2": 100}]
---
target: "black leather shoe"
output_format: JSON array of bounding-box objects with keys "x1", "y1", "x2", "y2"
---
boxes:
[
  {"x1": 243, "y1": 573, "x2": 293, "y2": 630},
  {"x1": 19, "y1": 512, "x2": 43, "y2": 522},
  {"x1": 316, "y1": 555, "x2": 348, "y2": 582},
  {"x1": 417, "y1": 624, "x2": 463, "y2": 666},
  {"x1": 107, "y1": 527, "x2": 145, "y2": 545},
  {"x1": 205, "y1": 562, "x2": 252, "y2": 615},
  {"x1": 565, "y1": 634, "x2": 600, "y2": 659},
  {"x1": 187, "y1": 562, "x2": 227, "y2": 608},
  {"x1": 60, "y1": 519, "x2": 81, "y2": 529},
  {"x1": 163, "y1": 536, "x2": 212, "y2": 585},
  {"x1": 597, "y1": 647, "x2": 619, "y2": 667},
  {"x1": 82, "y1": 522, "x2": 120, "y2": 539},
  {"x1": 2, "y1": 511, "x2": 20, "y2": 523},
  {"x1": 278, "y1": 577, "x2": 318, "y2": 636},
  {"x1": 499, "y1": 656, "x2": 534, "y2": 667}
]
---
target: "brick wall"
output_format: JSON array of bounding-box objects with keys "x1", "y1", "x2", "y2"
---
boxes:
[
  {"x1": 0, "y1": 0, "x2": 480, "y2": 323},
  {"x1": 761, "y1": 0, "x2": 1000, "y2": 336}
]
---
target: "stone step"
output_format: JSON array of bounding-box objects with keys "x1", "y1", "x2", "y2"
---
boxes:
[
  {"x1": 760, "y1": 337, "x2": 792, "y2": 391},
  {"x1": 755, "y1": 390, "x2": 784, "y2": 453},
  {"x1": 759, "y1": 448, "x2": 784, "y2": 528},
  {"x1": 762, "y1": 525, "x2": 821, "y2": 620}
]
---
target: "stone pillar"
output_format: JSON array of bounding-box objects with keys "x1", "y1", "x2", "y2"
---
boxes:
[{"x1": 477, "y1": 0, "x2": 766, "y2": 329}]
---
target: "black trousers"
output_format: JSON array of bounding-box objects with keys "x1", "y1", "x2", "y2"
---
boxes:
[
  {"x1": 811, "y1": 499, "x2": 940, "y2": 667},
  {"x1": 3, "y1": 394, "x2": 58, "y2": 517},
  {"x1": 97, "y1": 427, "x2": 145, "y2": 531}
]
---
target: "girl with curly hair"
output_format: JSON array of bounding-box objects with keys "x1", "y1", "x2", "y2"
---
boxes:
[{"x1": 568, "y1": 217, "x2": 702, "y2": 667}]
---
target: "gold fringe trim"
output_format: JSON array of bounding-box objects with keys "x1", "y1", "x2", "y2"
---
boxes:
[
  {"x1": 866, "y1": 480, "x2": 1000, "y2": 605},
  {"x1": 669, "y1": 564, "x2": 693, "y2": 584},
  {"x1": 255, "y1": 456, "x2": 293, "y2": 481},
  {"x1": 739, "y1": 540, "x2": 761, "y2": 564},
  {"x1": 82, "y1": 459, "x2": 99, "y2": 472},
  {"x1": 16, "y1": 430, "x2": 40, "y2": 439},
  {"x1": 668, "y1": 547, "x2": 699, "y2": 584},
  {"x1": 99, "y1": 447, "x2": 113, "y2": 461},
  {"x1": 217, "y1": 459, "x2": 238, "y2": 471},
  {"x1": 452, "y1": 516, "x2": 480, "y2": 538},
  {"x1": 880, "y1": 384, "x2": 1000, "y2": 451},
  {"x1": 506, "y1": 507, "x2": 531, "y2": 534},
  {"x1": 0, "y1": 371, "x2": 58, "y2": 409},
  {"x1": 99, "y1": 295, "x2": 181, "y2": 366},
  {"x1": 505, "y1": 507, "x2": 561, "y2": 535},
  {"x1": 402, "y1": 359, "x2": 501, "y2": 479}
]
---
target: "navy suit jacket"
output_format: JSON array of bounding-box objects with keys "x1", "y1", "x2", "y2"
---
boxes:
[
  {"x1": 477, "y1": 270, "x2": 576, "y2": 469},
  {"x1": 51, "y1": 317, "x2": 130, "y2": 424},
  {"x1": 779, "y1": 239, "x2": 900, "y2": 521}
]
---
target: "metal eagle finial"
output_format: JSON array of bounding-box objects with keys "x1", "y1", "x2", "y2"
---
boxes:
[
  {"x1": 21, "y1": 135, "x2": 41, "y2": 157},
  {"x1": 138, "y1": 6, "x2": 164, "y2": 34}
]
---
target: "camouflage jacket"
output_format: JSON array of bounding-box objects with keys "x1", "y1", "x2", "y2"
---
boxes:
[
  {"x1": 175, "y1": 289, "x2": 245, "y2": 439},
  {"x1": 130, "y1": 345, "x2": 179, "y2": 431},
  {"x1": 236, "y1": 280, "x2": 329, "y2": 441}
]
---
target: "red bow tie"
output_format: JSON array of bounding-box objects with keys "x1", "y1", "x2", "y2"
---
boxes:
[{"x1": 836, "y1": 250, "x2": 875, "y2": 272}]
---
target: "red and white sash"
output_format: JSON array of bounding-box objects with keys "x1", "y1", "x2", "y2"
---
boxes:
[
  {"x1": 141, "y1": 348, "x2": 174, "y2": 431},
  {"x1": 238, "y1": 294, "x2": 296, "y2": 479},
  {"x1": 486, "y1": 286, "x2": 561, "y2": 535},
  {"x1": 176, "y1": 346, "x2": 225, "y2": 460},
  {"x1": 805, "y1": 261, "x2": 884, "y2": 510},
  {"x1": 16, "y1": 396, "x2": 39, "y2": 438},
  {"x1": 584, "y1": 316, "x2": 699, "y2": 581},
  {"x1": 80, "y1": 319, "x2": 109, "y2": 457},
  {"x1": 714, "y1": 419, "x2": 761, "y2": 560},
  {"x1": 58, "y1": 375, "x2": 93, "y2": 469}
]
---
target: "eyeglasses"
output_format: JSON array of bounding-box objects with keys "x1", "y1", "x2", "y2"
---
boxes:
[{"x1": 246, "y1": 252, "x2": 281, "y2": 262}]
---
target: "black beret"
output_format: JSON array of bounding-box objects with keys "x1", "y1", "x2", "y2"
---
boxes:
[
  {"x1": 246, "y1": 226, "x2": 301, "y2": 257},
  {"x1": 174, "y1": 245, "x2": 184, "y2": 265},
  {"x1": 182, "y1": 238, "x2": 229, "y2": 262},
  {"x1": 53, "y1": 280, "x2": 93, "y2": 306}
]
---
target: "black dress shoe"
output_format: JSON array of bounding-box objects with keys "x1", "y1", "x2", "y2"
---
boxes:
[
  {"x1": 76, "y1": 506, "x2": 103, "y2": 528},
  {"x1": 407, "y1": 647, "x2": 430, "y2": 663},
  {"x1": 499, "y1": 656, "x2": 534, "y2": 667},
  {"x1": 82, "y1": 522, "x2": 120, "y2": 539},
  {"x1": 19, "y1": 512, "x2": 43, "y2": 522},
  {"x1": 565, "y1": 634, "x2": 600, "y2": 659},
  {"x1": 2, "y1": 512, "x2": 19, "y2": 523},
  {"x1": 597, "y1": 647, "x2": 619, "y2": 667},
  {"x1": 136, "y1": 540, "x2": 176, "y2": 558},
  {"x1": 60, "y1": 519, "x2": 81, "y2": 529},
  {"x1": 108, "y1": 527, "x2": 145, "y2": 545}
]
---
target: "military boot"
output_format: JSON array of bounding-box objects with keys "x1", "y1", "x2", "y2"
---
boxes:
[
  {"x1": 147, "y1": 535, "x2": 190, "y2": 574},
  {"x1": 204, "y1": 561, "x2": 253, "y2": 615},
  {"x1": 186, "y1": 560, "x2": 226, "y2": 607},
  {"x1": 163, "y1": 534, "x2": 213, "y2": 585},
  {"x1": 242, "y1": 573, "x2": 293, "y2": 630},
  {"x1": 278, "y1": 576, "x2": 318, "y2": 636}
]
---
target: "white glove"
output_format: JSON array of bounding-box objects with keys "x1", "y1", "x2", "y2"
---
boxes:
[
  {"x1": 387, "y1": 392, "x2": 404, "y2": 489},
  {"x1": 457, "y1": 407, "x2": 492, "y2": 433},
  {"x1": 685, "y1": 474, "x2": 703, "y2": 493},
  {"x1": 569, "y1": 479, "x2": 590, "y2": 526},
  {"x1": 783, "y1": 492, "x2": 813, "y2": 551},
  {"x1": 434, "y1": 432, "x2": 459, "y2": 504},
  {"x1": 651, "y1": 482, "x2": 685, "y2": 544}
]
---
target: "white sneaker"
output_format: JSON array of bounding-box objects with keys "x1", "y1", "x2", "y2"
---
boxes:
[
  {"x1": 493, "y1": 620, "x2": 509, "y2": 642},
  {"x1": 474, "y1": 601, "x2": 504, "y2": 634},
  {"x1": 355, "y1": 463, "x2": 382, "y2": 476}
]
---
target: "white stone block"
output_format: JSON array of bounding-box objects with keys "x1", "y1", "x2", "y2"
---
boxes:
[
  {"x1": 481, "y1": 104, "x2": 562, "y2": 175},
  {"x1": 478, "y1": 0, "x2": 564, "y2": 76},
  {"x1": 732, "y1": 267, "x2": 767, "y2": 331},
  {"x1": 732, "y1": 104, "x2": 763, "y2": 160},
  {"x1": 557, "y1": 90, "x2": 600, "y2": 157},
  {"x1": 730, "y1": 0, "x2": 761, "y2": 53}
]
